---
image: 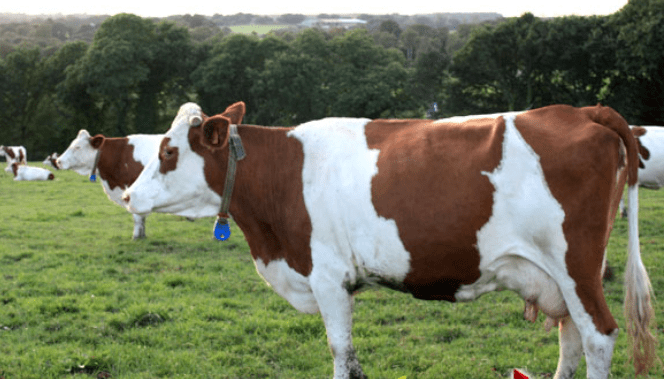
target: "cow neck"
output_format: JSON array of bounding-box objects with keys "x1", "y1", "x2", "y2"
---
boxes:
[
  {"x1": 213, "y1": 124, "x2": 246, "y2": 241},
  {"x1": 90, "y1": 148, "x2": 102, "y2": 182}
]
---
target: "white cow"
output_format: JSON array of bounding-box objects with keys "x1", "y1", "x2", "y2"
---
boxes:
[
  {"x1": 620, "y1": 126, "x2": 664, "y2": 217},
  {"x1": 42, "y1": 152, "x2": 60, "y2": 169},
  {"x1": 57, "y1": 129, "x2": 164, "y2": 239},
  {"x1": 10, "y1": 162, "x2": 54, "y2": 181}
]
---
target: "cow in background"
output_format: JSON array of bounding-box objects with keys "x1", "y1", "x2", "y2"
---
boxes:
[
  {"x1": 1, "y1": 145, "x2": 27, "y2": 173},
  {"x1": 42, "y1": 152, "x2": 60, "y2": 169},
  {"x1": 11, "y1": 162, "x2": 54, "y2": 181},
  {"x1": 620, "y1": 125, "x2": 664, "y2": 217},
  {"x1": 124, "y1": 102, "x2": 656, "y2": 379},
  {"x1": 57, "y1": 130, "x2": 164, "y2": 239}
]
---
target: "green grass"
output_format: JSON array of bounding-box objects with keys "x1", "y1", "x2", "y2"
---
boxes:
[
  {"x1": 0, "y1": 163, "x2": 662, "y2": 378},
  {"x1": 228, "y1": 25, "x2": 292, "y2": 35}
]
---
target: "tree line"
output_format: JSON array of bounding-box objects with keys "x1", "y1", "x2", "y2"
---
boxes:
[{"x1": 1, "y1": 0, "x2": 662, "y2": 158}]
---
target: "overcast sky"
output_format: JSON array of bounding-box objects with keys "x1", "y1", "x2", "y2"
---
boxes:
[{"x1": 2, "y1": 1, "x2": 629, "y2": 19}]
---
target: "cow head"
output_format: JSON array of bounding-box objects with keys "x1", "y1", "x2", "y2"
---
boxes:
[
  {"x1": 43, "y1": 152, "x2": 60, "y2": 169},
  {"x1": 123, "y1": 102, "x2": 246, "y2": 218},
  {"x1": 57, "y1": 130, "x2": 105, "y2": 175}
]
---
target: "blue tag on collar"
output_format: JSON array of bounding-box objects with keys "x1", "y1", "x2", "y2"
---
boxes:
[
  {"x1": 89, "y1": 174, "x2": 96, "y2": 182},
  {"x1": 213, "y1": 218, "x2": 231, "y2": 241}
]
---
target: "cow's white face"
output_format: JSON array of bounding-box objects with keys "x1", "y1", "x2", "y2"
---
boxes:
[
  {"x1": 123, "y1": 103, "x2": 222, "y2": 218},
  {"x1": 42, "y1": 153, "x2": 59, "y2": 169},
  {"x1": 57, "y1": 130, "x2": 98, "y2": 175}
]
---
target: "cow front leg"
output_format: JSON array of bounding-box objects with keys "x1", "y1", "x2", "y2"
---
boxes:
[
  {"x1": 132, "y1": 213, "x2": 146, "y2": 240},
  {"x1": 311, "y1": 275, "x2": 366, "y2": 379}
]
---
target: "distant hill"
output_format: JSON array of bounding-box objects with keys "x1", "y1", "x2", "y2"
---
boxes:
[
  {"x1": 0, "y1": 11, "x2": 503, "y2": 55},
  {"x1": 0, "y1": 11, "x2": 502, "y2": 28}
]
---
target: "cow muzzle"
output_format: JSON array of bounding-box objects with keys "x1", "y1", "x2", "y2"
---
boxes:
[{"x1": 122, "y1": 187, "x2": 155, "y2": 216}]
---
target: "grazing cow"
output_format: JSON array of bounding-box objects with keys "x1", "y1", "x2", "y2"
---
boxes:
[
  {"x1": 11, "y1": 162, "x2": 54, "y2": 181},
  {"x1": 42, "y1": 152, "x2": 60, "y2": 169},
  {"x1": 57, "y1": 129, "x2": 164, "y2": 239},
  {"x1": 619, "y1": 125, "x2": 664, "y2": 217},
  {"x1": 123, "y1": 102, "x2": 656, "y2": 379},
  {"x1": 1, "y1": 145, "x2": 27, "y2": 173}
]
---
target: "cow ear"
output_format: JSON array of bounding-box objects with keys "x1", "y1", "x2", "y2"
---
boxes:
[
  {"x1": 90, "y1": 135, "x2": 105, "y2": 149},
  {"x1": 201, "y1": 115, "x2": 230, "y2": 149},
  {"x1": 632, "y1": 126, "x2": 647, "y2": 138},
  {"x1": 189, "y1": 115, "x2": 203, "y2": 127},
  {"x1": 221, "y1": 102, "x2": 246, "y2": 125}
]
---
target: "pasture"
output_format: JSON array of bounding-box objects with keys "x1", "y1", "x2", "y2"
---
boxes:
[
  {"x1": 228, "y1": 25, "x2": 292, "y2": 35},
  {"x1": 0, "y1": 162, "x2": 662, "y2": 378}
]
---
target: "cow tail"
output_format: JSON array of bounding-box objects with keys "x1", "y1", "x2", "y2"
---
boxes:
[
  {"x1": 594, "y1": 105, "x2": 658, "y2": 375},
  {"x1": 625, "y1": 182, "x2": 659, "y2": 375}
]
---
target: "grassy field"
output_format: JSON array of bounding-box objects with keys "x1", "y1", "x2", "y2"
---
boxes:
[
  {"x1": 0, "y1": 163, "x2": 662, "y2": 379},
  {"x1": 228, "y1": 25, "x2": 292, "y2": 35}
]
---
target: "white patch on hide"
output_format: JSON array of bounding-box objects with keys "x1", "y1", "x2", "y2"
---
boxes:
[
  {"x1": 254, "y1": 258, "x2": 318, "y2": 314},
  {"x1": 288, "y1": 118, "x2": 412, "y2": 289},
  {"x1": 455, "y1": 114, "x2": 573, "y2": 315}
]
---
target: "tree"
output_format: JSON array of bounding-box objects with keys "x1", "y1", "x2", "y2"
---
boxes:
[
  {"x1": 0, "y1": 47, "x2": 44, "y2": 144},
  {"x1": 447, "y1": 13, "x2": 549, "y2": 113},
  {"x1": 72, "y1": 14, "x2": 155, "y2": 136},
  {"x1": 538, "y1": 16, "x2": 612, "y2": 107},
  {"x1": 277, "y1": 14, "x2": 306, "y2": 25},
  {"x1": 137, "y1": 20, "x2": 197, "y2": 133},
  {"x1": 38, "y1": 41, "x2": 90, "y2": 154},
  {"x1": 378, "y1": 19, "x2": 402, "y2": 38},
  {"x1": 192, "y1": 34, "x2": 267, "y2": 117},
  {"x1": 400, "y1": 25, "x2": 450, "y2": 111},
  {"x1": 251, "y1": 50, "x2": 330, "y2": 125},
  {"x1": 604, "y1": 0, "x2": 664, "y2": 124},
  {"x1": 328, "y1": 29, "x2": 413, "y2": 118},
  {"x1": 67, "y1": 14, "x2": 196, "y2": 136},
  {"x1": 250, "y1": 29, "x2": 331, "y2": 125}
]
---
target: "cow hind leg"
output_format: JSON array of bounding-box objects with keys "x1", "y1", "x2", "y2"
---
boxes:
[
  {"x1": 554, "y1": 315, "x2": 618, "y2": 379},
  {"x1": 553, "y1": 316, "x2": 582, "y2": 379},
  {"x1": 132, "y1": 214, "x2": 146, "y2": 240},
  {"x1": 489, "y1": 257, "x2": 617, "y2": 378},
  {"x1": 560, "y1": 282, "x2": 618, "y2": 379},
  {"x1": 619, "y1": 196, "x2": 627, "y2": 218},
  {"x1": 310, "y1": 273, "x2": 366, "y2": 379}
]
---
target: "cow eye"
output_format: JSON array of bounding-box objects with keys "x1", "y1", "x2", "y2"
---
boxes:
[{"x1": 160, "y1": 146, "x2": 172, "y2": 159}]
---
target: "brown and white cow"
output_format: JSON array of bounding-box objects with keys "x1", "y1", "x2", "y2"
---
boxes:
[
  {"x1": 10, "y1": 162, "x2": 54, "y2": 181},
  {"x1": 57, "y1": 130, "x2": 164, "y2": 239},
  {"x1": 1, "y1": 145, "x2": 27, "y2": 173},
  {"x1": 123, "y1": 102, "x2": 657, "y2": 379}
]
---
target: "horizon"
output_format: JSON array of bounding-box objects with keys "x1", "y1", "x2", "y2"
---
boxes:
[{"x1": 1, "y1": 1, "x2": 628, "y2": 19}]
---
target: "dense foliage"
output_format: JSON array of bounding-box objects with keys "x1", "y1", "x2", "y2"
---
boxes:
[{"x1": 1, "y1": 0, "x2": 663, "y2": 158}]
